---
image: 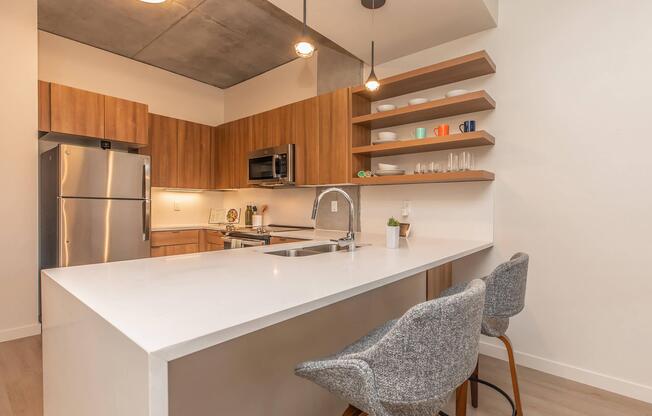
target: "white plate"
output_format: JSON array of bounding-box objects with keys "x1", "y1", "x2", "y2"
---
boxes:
[
  {"x1": 375, "y1": 169, "x2": 405, "y2": 176},
  {"x1": 378, "y1": 163, "x2": 399, "y2": 170},
  {"x1": 377, "y1": 131, "x2": 398, "y2": 140},
  {"x1": 377, "y1": 104, "x2": 396, "y2": 112},
  {"x1": 445, "y1": 89, "x2": 469, "y2": 98},
  {"x1": 408, "y1": 98, "x2": 428, "y2": 106}
]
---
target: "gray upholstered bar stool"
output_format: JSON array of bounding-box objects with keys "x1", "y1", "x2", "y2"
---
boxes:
[
  {"x1": 441, "y1": 252, "x2": 529, "y2": 416},
  {"x1": 295, "y1": 279, "x2": 486, "y2": 416}
]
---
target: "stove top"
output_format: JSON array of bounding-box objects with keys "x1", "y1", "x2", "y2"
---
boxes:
[{"x1": 224, "y1": 224, "x2": 311, "y2": 237}]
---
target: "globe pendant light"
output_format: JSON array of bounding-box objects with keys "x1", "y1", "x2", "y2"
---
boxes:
[
  {"x1": 364, "y1": 0, "x2": 381, "y2": 91},
  {"x1": 294, "y1": 0, "x2": 316, "y2": 58}
]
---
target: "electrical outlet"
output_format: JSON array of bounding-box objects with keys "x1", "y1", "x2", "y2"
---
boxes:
[
  {"x1": 331, "y1": 200, "x2": 338, "y2": 213},
  {"x1": 401, "y1": 201, "x2": 410, "y2": 217},
  {"x1": 173, "y1": 201, "x2": 181, "y2": 211}
]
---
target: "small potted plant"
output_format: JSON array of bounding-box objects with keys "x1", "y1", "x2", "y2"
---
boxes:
[{"x1": 386, "y1": 217, "x2": 401, "y2": 249}]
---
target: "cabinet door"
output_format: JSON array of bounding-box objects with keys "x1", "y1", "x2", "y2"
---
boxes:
[
  {"x1": 222, "y1": 117, "x2": 252, "y2": 189},
  {"x1": 318, "y1": 88, "x2": 351, "y2": 185},
  {"x1": 213, "y1": 125, "x2": 230, "y2": 189},
  {"x1": 252, "y1": 109, "x2": 280, "y2": 150},
  {"x1": 105, "y1": 96, "x2": 148, "y2": 145},
  {"x1": 292, "y1": 97, "x2": 319, "y2": 185},
  {"x1": 178, "y1": 121, "x2": 211, "y2": 189},
  {"x1": 145, "y1": 114, "x2": 178, "y2": 188},
  {"x1": 50, "y1": 83, "x2": 105, "y2": 138},
  {"x1": 39, "y1": 81, "x2": 51, "y2": 132}
]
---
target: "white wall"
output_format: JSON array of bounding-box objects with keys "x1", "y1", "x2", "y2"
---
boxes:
[
  {"x1": 0, "y1": 1, "x2": 40, "y2": 342},
  {"x1": 224, "y1": 55, "x2": 317, "y2": 122},
  {"x1": 38, "y1": 31, "x2": 225, "y2": 126},
  {"x1": 369, "y1": 0, "x2": 652, "y2": 402},
  {"x1": 151, "y1": 189, "x2": 225, "y2": 228}
]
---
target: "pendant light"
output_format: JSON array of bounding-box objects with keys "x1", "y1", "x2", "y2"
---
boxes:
[
  {"x1": 294, "y1": 0, "x2": 316, "y2": 58},
  {"x1": 365, "y1": 41, "x2": 380, "y2": 91},
  {"x1": 364, "y1": 0, "x2": 381, "y2": 91}
]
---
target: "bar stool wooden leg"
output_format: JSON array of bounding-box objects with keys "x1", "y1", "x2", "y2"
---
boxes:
[
  {"x1": 455, "y1": 380, "x2": 468, "y2": 416},
  {"x1": 342, "y1": 405, "x2": 364, "y2": 416},
  {"x1": 470, "y1": 360, "x2": 479, "y2": 408},
  {"x1": 499, "y1": 335, "x2": 524, "y2": 416}
]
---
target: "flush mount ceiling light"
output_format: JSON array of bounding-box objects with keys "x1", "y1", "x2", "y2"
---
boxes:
[
  {"x1": 363, "y1": 0, "x2": 384, "y2": 91},
  {"x1": 294, "y1": 0, "x2": 316, "y2": 58},
  {"x1": 140, "y1": 0, "x2": 166, "y2": 3}
]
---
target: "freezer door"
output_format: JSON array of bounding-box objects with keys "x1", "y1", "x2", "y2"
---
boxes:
[
  {"x1": 59, "y1": 198, "x2": 150, "y2": 267},
  {"x1": 59, "y1": 144, "x2": 150, "y2": 199}
]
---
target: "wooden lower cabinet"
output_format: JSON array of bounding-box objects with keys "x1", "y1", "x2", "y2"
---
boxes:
[
  {"x1": 152, "y1": 244, "x2": 199, "y2": 257},
  {"x1": 151, "y1": 229, "x2": 224, "y2": 257},
  {"x1": 203, "y1": 230, "x2": 225, "y2": 251}
]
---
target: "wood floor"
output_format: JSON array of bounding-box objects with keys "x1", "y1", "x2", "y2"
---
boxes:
[{"x1": 1, "y1": 335, "x2": 651, "y2": 416}]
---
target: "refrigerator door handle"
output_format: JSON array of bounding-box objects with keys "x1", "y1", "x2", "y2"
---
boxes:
[
  {"x1": 143, "y1": 200, "x2": 151, "y2": 241},
  {"x1": 142, "y1": 161, "x2": 151, "y2": 200}
]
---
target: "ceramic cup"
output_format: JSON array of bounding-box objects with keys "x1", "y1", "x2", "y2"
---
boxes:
[
  {"x1": 434, "y1": 124, "x2": 449, "y2": 137},
  {"x1": 413, "y1": 127, "x2": 427, "y2": 139},
  {"x1": 459, "y1": 120, "x2": 476, "y2": 133}
]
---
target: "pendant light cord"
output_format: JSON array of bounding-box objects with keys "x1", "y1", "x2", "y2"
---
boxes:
[
  {"x1": 303, "y1": 0, "x2": 307, "y2": 35},
  {"x1": 371, "y1": 0, "x2": 376, "y2": 71}
]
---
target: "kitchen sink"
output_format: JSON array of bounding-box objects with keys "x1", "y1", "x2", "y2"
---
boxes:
[{"x1": 265, "y1": 243, "x2": 360, "y2": 257}]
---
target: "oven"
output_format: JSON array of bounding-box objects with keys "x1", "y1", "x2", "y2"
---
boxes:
[
  {"x1": 223, "y1": 234, "x2": 269, "y2": 249},
  {"x1": 247, "y1": 144, "x2": 295, "y2": 186}
]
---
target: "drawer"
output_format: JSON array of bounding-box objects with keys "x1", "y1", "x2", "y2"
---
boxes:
[
  {"x1": 151, "y1": 230, "x2": 200, "y2": 247},
  {"x1": 151, "y1": 243, "x2": 199, "y2": 257},
  {"x1": 270, "y1": 236, "x2": 307, "y2": 245},
  {"x1": 205, "y1": 230, "x2": 225, "y2": 245}
]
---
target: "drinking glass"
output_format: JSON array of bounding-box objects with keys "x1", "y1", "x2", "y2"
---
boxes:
[{"x1": 448, "y1": 153, "x2": 459, "y2": 172}]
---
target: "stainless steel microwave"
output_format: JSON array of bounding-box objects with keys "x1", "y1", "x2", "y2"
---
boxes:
[{"x1": 248, "y1": 144, "x2": 295, "y2": 186}]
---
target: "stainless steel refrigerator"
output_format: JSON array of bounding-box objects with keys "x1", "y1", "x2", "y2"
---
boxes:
[{"x1": 40, "y1": 144, "x2": 151, "y2": 269}]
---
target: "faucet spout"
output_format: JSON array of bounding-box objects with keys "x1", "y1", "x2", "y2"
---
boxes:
[{"x1": 311, "y1": 187, "x2": 356, "y2": 250}]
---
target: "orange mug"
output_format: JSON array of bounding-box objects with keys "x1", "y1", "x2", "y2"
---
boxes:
[{"x1": 434, "y1": 124, "x2": 449, "y2": 136}]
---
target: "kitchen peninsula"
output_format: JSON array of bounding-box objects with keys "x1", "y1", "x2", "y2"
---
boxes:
[{"x1": 41, "y1": 231, "x2": 491, "y2": 416}]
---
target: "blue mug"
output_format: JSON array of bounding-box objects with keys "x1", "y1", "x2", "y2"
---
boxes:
[{"x1": 459, "y1": 120, "x2": 476, "y2": 133}]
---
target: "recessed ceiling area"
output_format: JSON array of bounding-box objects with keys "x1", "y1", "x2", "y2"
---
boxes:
[
  {"x1": 268, "y1": 0, "x2": 499, "y2": 64},
  {"x1": 37, "y1": 0, "x2": 354, "y2": 88}
]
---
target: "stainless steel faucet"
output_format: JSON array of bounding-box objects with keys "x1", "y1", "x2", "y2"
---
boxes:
[{"x1": 311, "y1": 187, "x2": 356, "y2": 251}]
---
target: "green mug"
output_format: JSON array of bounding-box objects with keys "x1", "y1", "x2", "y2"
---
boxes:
[{"x1": 413, "y1": 127, "x2": 427, "y2": 139}]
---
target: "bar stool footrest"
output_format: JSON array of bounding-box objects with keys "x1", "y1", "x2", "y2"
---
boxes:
[{"x1": 438, "y1": 376, "x2": 516, "y2": 416}]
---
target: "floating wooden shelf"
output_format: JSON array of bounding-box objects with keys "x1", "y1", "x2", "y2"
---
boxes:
[
  {"x1": 352, "y1": 131, "x2": 495, "y2": 157},
  {"x1": 352, "y1": 51, "x2": 496, "y2": 101},
  {"x1": 351, "y1": 91, "x2": 495, "y2": 130},
  {"x1": 351, "y1": 170, "x2": 495, "y2": 186}
]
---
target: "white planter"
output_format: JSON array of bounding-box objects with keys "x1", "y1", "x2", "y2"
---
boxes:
[{"x1": 386, "y1": 226, "x2": 400, "y2": 249}]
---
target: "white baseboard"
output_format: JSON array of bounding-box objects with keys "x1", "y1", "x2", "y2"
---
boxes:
[
  {"x1": 480, "y1": 340, "x2": 652, "y2": 405},
  {"x1": 0, "y1": 323, "x2": 41, "y2": 343}
]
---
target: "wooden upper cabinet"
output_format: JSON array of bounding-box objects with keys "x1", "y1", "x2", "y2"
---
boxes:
[
  {"x1": 145, "y1": 114, "x2": 178, "y2": 188},
  {"x1": 292, "y1": 97, "x2": 319, "y2": 185},
  {"x1": 213, "y1": 125, "x2": 229, "y2": 189},
  {"x1": 104, "y1": 96, "x2": 148, "y2": 145},
  {"x1": 39, "y1": 81, "x2": 51, "y2": 132},
  {"x1": 318, "y1": 88, "x2": 351, "y2": 185},
  {"x1": 50, "y1": 83, "x2": 105, "y2": 138},
  {"x1": 178, "y1": 120, "x2": 211, "y2": 189},
  {"x1": 232, "y1": 117, "x2": 252, "y2": 189}
]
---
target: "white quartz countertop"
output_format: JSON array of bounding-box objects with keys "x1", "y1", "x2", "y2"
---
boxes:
[{"x1": 42, "y1": 231, "x2": 492, "y2": 361}]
